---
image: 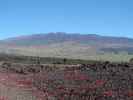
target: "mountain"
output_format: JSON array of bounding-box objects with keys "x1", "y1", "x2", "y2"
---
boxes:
[
  {"x1": 3, "y1": 32, "x2": 133, "y2": 46},
  {"x1": 1, "y1": 32, "x2": 133, "y2": 62}
]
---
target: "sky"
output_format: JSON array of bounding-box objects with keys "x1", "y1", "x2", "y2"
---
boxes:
[{"x1": 0, "y1": 0, "x2": 133, "y2": 39}]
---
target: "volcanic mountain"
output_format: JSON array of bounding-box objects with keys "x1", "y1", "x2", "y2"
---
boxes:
[{"x1": 1, "y1": 32, "x2": 133, "y2": 61}]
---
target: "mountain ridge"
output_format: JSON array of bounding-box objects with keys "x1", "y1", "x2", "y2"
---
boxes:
[
  {"x1": 3, "y1": 32, "x2": 133, "y2": 41},
  {"x1": 2, "y1": 32, "x2": 133, "y2": 46}
]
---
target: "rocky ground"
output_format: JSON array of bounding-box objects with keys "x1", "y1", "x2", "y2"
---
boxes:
[
  {"x1": 0, "y1": 72, "x2": 37, "y2": 100},
  {"x1": 0, "y1": 61, "x2": 133, "y2": 100}
]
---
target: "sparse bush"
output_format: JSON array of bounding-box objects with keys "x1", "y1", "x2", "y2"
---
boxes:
[
  {"x1": 129, "y1": 58, "x2": 133, "y2": 63},
  {"x1": 0, "y1": 57, "x2": 133, "y2": 100}
]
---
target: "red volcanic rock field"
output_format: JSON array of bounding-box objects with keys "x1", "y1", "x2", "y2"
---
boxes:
[{"x1": 0, "y1": 61, "x2": 133, "y2": 100}]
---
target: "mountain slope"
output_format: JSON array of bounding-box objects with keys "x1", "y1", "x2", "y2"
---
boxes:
[
  {"x1": 3, "y1": 32, "x2": 133, "y2": 46},
  {"x1": 1, "y1": 32, "x2": 133, "y2": 61}
]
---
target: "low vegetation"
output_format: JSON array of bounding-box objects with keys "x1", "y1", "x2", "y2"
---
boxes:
[{"x1": 0, "y1": 54, "x2": 133, "y2": 100}]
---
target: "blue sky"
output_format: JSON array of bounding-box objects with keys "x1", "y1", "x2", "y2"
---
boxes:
[{"x1": 0, "y1": 0, "x2": 133, "y2": 39}]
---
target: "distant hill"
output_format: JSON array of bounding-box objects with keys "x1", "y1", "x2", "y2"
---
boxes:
[
  {"x1": 3, "y1": 32, "x2": 133, "y2": 46},
  {"x1": 1, "y1": 32, "x2": 133, "y2": 62}
]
